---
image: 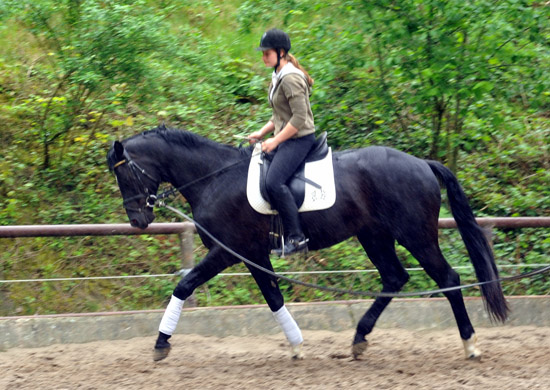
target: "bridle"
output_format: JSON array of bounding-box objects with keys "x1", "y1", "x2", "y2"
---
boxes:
[
  {"x1": 113, "y1": 150, "x2": 159, "y2": 213},
  {"x1": 112, "y1": 146, "x2": 260, "y2": 214}
]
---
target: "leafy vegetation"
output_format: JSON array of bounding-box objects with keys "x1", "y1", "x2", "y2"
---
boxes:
[{"x1": 0, "y1": 0, "x2": 548, "y2": 316}]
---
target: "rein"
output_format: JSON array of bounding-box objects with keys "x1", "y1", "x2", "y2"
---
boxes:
[
  {"x1": 157, "y1": 155, "x2": 254, "y2": 202},
  {"x1": 161, "y1": 202, "x2": 550, "y2": 299},
  {"x1": 114, "y1": 147, "x2": 260, "y2": 209}
]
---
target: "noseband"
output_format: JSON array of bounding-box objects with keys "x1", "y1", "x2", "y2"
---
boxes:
[{"x1": 113, "y1": 151, "x2": 158, "y2": 213}]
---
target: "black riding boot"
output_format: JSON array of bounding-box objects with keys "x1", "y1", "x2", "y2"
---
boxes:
[{"x1": 270, "y1": 186, "x2": 308, "y2": 257}]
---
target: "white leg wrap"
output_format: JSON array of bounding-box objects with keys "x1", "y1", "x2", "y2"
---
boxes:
[
  {"x1": 273, "y1": 306, "x2": 303, "y2": 346},
  {"x1": 462, "y1": 333, "x2": 482, "y2": 359},
  {"x1": 159, "y1": 295, "x2": 185, "y2": 335}
]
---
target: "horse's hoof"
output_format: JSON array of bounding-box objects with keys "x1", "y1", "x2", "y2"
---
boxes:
[
  {"x1": 351, "y1": 340, "x2": 368, "y2": 360},
  {"x1": 291, "y1": 343, "x2": 305, "y2": 360},
  {"x1": 153, "y1": 346, "x2": 171, "y2": 362},
  {"x1": 465, "y1": 348, "x2": 482, "y2": 362},
  {"x1": 462, "y1": 334, "x2": 481, "y2": 361},
  {"x1": 467, "y1": 353, "x2": 482, "y2": 362}
]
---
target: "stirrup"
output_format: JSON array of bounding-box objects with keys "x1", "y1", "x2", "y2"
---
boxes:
[{"x1": 272, "y1": 237, "x2": 309, "y2": 258}]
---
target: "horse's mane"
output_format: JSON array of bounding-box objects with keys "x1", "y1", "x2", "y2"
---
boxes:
[{"x1": 126, "y1": 124, "x2": 253, "y2": 157}]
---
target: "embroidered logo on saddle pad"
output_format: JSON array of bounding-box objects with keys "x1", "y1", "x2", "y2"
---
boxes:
[{"x1": 246, "y1": 134, "x2": 336, "y2": 215}]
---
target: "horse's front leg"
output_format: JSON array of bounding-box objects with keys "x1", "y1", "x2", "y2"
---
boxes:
[
  {"x1": 154, "y1": 247, "x2": 235, "y2": 361},
  {"x1": 245, "y1": 256, "x2": 304, "y2": 360}
]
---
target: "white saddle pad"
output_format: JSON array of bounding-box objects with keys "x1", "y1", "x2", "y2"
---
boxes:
[{"x1": 246, "y1": 143, "x2": 336, "y2": 215}]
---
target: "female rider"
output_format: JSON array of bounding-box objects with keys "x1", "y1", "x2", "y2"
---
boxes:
[{"x1": 248, "y1": 28, "x2": 316, "y2": 256}]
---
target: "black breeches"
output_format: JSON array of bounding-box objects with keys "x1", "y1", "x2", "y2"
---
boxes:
[{"x1": 265, "y1": 134, "x2": 315, "y2": 238}]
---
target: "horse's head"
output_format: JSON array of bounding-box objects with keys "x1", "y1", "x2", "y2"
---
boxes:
[{"x1": 107, "y1": 140, "x2": 160, "y2": 229}]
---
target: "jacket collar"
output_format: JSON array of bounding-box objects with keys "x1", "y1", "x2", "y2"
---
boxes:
[{"x1": 269, "y1": 62, "x2": 305, "y2": 102}]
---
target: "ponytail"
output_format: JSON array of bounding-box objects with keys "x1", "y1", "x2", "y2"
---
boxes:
[{"x1": 286, "y1": 53, "x2": 314, "y2": 87}]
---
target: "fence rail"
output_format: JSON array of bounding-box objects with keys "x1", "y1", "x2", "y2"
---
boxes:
[
  {"x1": 0, "y1": 222, "x2": 196, "y2": 237},
  {"x1": 0, "y1": 217, "x2": 549, "y2": 238},
  {"x1": 438, "y1": 217, "x2": 550, "y2": 228},
  {"x1": 1, "y1": 217, "x2": 548, "y2": 318},
  {"x1": 1, "y1": 217, "x2": 549, "y2": 285}
]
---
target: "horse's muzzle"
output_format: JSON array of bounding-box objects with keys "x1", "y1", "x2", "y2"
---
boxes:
[{"x1": 127, "y1": 209, "x2": 155, "y2": 229}]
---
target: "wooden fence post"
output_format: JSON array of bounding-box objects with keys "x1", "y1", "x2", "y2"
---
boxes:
[
  {"x1": 481, "y1": 224, "x2": 495, "y2": 251},
  {"x1": 179, "y1": 230, "x2": 197, "y2": 308}
]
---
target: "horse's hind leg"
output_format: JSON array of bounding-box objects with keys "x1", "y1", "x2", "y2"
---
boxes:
[
  {"x1": 352, "y1": 228, "x2": 410, "y2": 359},
  {"x1": 401, "y1": 235, "x2": 481, "y2": 360}
]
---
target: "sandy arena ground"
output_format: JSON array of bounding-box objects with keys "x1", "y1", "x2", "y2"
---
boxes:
[{"x1": 1, "y1": 326, "x2": 549, "y2": 389}]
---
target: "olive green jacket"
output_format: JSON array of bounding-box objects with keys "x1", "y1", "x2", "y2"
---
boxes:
[{"x1": 269, "y1": 72, "x2": 315, "y2": 138}]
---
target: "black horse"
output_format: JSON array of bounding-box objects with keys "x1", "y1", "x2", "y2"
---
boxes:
[{"x1": 107, "y1": 125, "x2": 508, "y2": 361}]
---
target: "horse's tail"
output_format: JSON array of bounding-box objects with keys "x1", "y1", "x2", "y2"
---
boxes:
[{"x1": 426, "y1": 160, "x2": 509, "y2": 323}]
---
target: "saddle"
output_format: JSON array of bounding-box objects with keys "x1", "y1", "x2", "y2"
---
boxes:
[{"x1": 246, "y1": 132, "x2": 336, "y2": 215}]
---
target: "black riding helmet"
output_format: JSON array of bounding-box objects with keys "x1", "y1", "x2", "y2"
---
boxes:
[{"x1": 256, "y1": 28, "x2": 291, "y2": 71}]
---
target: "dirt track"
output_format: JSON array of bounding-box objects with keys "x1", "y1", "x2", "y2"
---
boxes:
[{"x1": 1, "y1": 326, "x2": 549, "y2": 389}]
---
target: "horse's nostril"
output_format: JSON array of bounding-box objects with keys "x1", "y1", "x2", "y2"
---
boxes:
[{"x1": 130, "y1": 219, "x2": 139, "y2": 227}]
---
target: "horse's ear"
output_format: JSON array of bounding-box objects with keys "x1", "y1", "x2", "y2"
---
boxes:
[{"x1": 114, "y1": 141, "x2": 124, "y2": 160}]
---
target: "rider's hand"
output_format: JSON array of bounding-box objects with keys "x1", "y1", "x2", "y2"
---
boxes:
[
  {"x1": 248, "y1": 131, "x2": 263, "y2": 144},
  {"x1": 261, "y1": 137, "x2": 279, "y2": 153}
]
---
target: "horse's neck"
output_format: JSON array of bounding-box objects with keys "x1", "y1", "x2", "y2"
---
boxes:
[{"x1": 166, "y1": 140, "x2": 244, "y2": 206}]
